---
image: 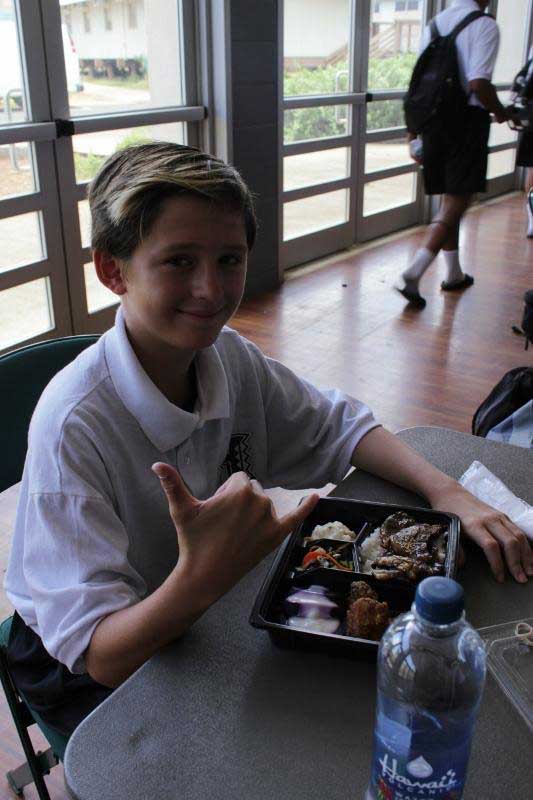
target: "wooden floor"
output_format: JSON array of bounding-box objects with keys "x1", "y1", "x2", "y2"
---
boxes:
[{"x1": 0, "y1": 191, "x2": 531, "y2": 799}]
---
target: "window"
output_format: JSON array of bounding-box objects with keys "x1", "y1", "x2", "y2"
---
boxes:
[
  {"x1": 374, "y1": 1, "x2": 381, "y2": 11},
  {"x1": 395, "y1": 1, "x2": 407, "y2": 11},
  {"x1": 0, "y1": 0, "x2": 203, "y2": 353},
  {"x1": 407, "y1": 0, "x2": 419, "y2": 9},
  {"x1": 128, "y1": 1, "x2": 137, "y2": 30},
  {"x1": 104, "y1": 4, "x2": 113, "y2": 32}
]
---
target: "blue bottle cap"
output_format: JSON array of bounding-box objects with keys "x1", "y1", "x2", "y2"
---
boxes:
[{"x1": 415, "y1": 577, "x2": 464, "y2": 624}]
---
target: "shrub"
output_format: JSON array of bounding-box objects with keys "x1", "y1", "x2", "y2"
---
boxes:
[{"x1": 284, "y1": 53, "x2": 417, "y2": 142}]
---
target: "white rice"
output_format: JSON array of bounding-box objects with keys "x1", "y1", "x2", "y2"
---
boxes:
[
  {"x1": 308, "y1": 520, "x2": 357, "y2": 542},
  {"x1": 359, "y1": 527, "x2": 384, "y2": 573}
]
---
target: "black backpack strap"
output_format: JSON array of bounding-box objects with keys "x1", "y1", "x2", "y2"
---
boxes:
[{"x1": 449, "y1": 10, "x2": 486, "y2": 42}]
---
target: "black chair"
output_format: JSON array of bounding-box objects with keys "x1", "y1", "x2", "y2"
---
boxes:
[{"x1": 0, "y1": 334, "x2": 99, "y2": 799}]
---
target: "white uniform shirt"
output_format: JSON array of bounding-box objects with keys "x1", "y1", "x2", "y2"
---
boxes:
[
  {"x1": 5, "y1": 307, "x2": 378, "y2": 673},
  {"x1": 420, "y1": 0, "x2": 500, "y2": 108}
]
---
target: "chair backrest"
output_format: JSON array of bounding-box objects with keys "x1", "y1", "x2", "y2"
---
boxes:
[{"x1": 0, "y1": 335, "x2": 99, "y2": 493}]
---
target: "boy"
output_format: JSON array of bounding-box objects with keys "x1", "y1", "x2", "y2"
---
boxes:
[
  {"x1": 398, "y1": 0, "x2": 511, "y2": 308},
  {"x1": 5, "y1": 143, "x2": 532, "y2": 738}
]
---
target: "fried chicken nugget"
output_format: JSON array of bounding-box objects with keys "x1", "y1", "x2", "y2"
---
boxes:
[{"x1": 346, "y1": 597, "x2": 390, "y2": 641}]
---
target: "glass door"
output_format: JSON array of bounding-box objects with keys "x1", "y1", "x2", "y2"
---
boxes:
[
  {"x1": 281, "y1": 0, "x2": 435, "y2": 268},
  {"x1": 280, "y1": 0, "x2": 532, "y2": 269},
  {"x1": 485, "y1": 0, "x2": 532, "y2": 197},
  {"x1": 0, "y1": 0, "x2": 72, "y2": 352},
  {"x1": 0, "y1": 0, "x2": 204, "y2": 354},
  {"x1": 358, "y1": 0, "x2": 428, "y2": 241},
  {"x1": 50, "y1": 0, "x2": 204, "y2": 334},
  {"x1": 281, "y1": 0, "x2": 357, "y2": 267}
]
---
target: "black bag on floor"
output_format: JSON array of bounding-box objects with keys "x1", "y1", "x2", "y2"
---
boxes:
[
  {"x1": 404, "y1": 10, "x2": 484, "y2": 135},
  {"x1": 521, "y1": 290, "x2": 533, "y2": 349},
  {"x1": 472, "y1": 367, "x2": 533, "y2": 437}
]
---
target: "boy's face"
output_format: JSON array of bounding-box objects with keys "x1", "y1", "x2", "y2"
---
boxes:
[{"x1": 117, "y1": 194, "x2": 249, "y2": 358}]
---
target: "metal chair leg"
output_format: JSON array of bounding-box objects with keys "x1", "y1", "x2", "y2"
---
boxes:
[
  {"x1": 7, "y1": 748, "x2": 57, "y2": 797},
  {"x1": 0, "y1": 650, "x2": 55, "y2": 800}
]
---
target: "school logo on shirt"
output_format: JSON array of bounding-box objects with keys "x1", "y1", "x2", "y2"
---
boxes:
[{"x1": 219, "y1": 433, "x2": 256, "y2": 480}]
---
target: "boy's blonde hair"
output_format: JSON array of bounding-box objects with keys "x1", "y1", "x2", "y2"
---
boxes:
[{"x1": 88, "y1": 142, "x2": 257, "y2": 259}]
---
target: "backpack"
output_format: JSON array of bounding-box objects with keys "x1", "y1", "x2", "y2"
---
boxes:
[
  {"x1": 472, "y1": 367, "x2": 533, "y2": 437},
  {"x1": 512, "y1": 56, "x2": 533, "y2": 104},
  {"x1": 510, "y1": 56, "x2": 533, "y2": 128},
  {"x1": 404, "y1": 10, "x2": 485, "y2": 135}
]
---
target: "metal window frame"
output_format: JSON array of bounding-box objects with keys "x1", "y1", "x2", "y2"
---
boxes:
[
  {"x1": 281, "y1": 0, "x2": 435, "y2": 266},
  {"x1": 280, "y1": 0, "x2": 532, "y2": 268},
  {"x1": 0, "y1": 1, "x2": 73, "y2": 354},
  {"x1": 483, "y1": 0, "x2": 532, "y2": 196},
  {"x1": 1, "y1": 0, "x2": 208, "y2": 352},
  {"x1": 35, "y1": 0, "x2": 207, "y2": 335}
]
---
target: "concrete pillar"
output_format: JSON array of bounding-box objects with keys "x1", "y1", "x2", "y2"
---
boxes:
[{"x1": 210, "y1": 0, "x2": 281, "y2": 296}]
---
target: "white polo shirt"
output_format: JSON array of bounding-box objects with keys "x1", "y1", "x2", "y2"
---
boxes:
[
  {"x1": 5, "y1": 307, "x2": 378, "y2": 673},
  {"x1": 420, "y1": 0, "x2": 500, "y2": 108}
]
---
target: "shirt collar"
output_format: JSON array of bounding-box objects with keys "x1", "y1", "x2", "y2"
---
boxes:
[
  {"x1": 104, "y1": 306, "x2": 230, "y2": 452},
  {"x1": 453, "y1": 0, "x2": 482, "y2": 8}
]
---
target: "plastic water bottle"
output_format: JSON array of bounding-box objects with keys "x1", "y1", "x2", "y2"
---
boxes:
[
  {"x1": 366, "y1": 577, "x2": 486, "y2": 800},
  {"x1": 409, "y1": 137, "x2": 423, "y2": 162}
]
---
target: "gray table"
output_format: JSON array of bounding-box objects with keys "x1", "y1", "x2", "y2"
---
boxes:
[{"x1": 65, "y1": 427, "x2": 532, "y2": 800}]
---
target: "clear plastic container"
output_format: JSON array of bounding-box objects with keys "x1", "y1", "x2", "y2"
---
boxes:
[{"x1": 479, "y1": 617, "x2": 533, "y2": 732}]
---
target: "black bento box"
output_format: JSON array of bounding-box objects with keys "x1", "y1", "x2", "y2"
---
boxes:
[{"x1": 250, "y1": 496, "x2": 460, "y2": 660}]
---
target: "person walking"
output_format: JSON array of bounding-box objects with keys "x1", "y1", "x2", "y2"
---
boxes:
[
  {"x1": 514, "y1": 46, "x2": 533, "y2": 238},
  {"x1": 397, "y1": 0, "x2": 511, "y2": 309}
]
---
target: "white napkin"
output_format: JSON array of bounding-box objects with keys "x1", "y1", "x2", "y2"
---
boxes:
[{"x1": 459, "y1": 461, "x2": 533, "y2": 541}]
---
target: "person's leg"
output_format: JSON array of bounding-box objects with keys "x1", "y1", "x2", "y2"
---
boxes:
[
  {"x1": 7, "y1": 612, "x2": 113, "y2": 738},
  {"x1": 441, "y1": 221, "x2": 464, "y2": 288},
  {"x1": 525, "y1": 168, "x2": 533, "y2": 238},
  {"x1": 525, "y1": 168, "x2": 533, "y2": 194},
  {"x1": 398, "y1": 194, "x2": 471, "y2": 305},
  {"x1": 517, "y1": 131, "x2": 533, "y2": 237},
  {"x1": 439, "y1": 196, "x2": 475, "y2": 290}
]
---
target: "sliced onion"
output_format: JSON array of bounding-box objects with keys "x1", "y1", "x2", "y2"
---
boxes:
[
  {"x1": 287, "y1": 616, "x2": 340, "y2": 634},
  {"x1": 287, "y1": 586, "x2": 337, "y2": 610}
]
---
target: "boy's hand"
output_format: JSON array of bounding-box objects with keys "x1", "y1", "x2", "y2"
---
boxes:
[
  {"x1": 431, "y1": 483, "x2": 533, "y2": 584},
  {"x1": 152, "y1": 462, "x2": 319, "y2": 603}
]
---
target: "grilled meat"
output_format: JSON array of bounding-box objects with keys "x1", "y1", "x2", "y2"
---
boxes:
[
  {"x1": 379, "y1": 511, "x2": 417, "y2": 549},
  {"x1": 372, "y1": 554, "x2": 443, "y2": 582},
  {"x1": 388, "y1": 523, "x2": 445, "y2": 562}
]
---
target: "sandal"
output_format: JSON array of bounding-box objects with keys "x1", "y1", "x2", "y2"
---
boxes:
[
  {"x1": 440, "y1": 273, "x2": 474, "y2": 292},
  {"x1": 395, "y1": 285, "x2": 426, "y2": 309}
]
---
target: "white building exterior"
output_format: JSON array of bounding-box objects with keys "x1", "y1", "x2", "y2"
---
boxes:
[
  {"x1": 60, "y1": 0, "x2": 146, "y2": 69},
  {"x1": 283, "y1": 0, "x2": 423, "y2": 68}
]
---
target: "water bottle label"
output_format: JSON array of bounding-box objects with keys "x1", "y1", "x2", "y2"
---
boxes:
[{"x1": 369, "y1": 712, "x2": 472, "y2": 800}]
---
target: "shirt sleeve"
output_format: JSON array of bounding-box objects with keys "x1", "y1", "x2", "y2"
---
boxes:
[
  {"x1": 16, "y1": 422, "x2": 145, "y2": 674},
  {"x1": 465, "y1": 18, "x2": 500, "y2": 82},
  {"x1": 419, "y1": 23, "x2": 430, "y2": 54},
  {"x1": 242, "y1": 340, "x2": 380, "y2": 489}
]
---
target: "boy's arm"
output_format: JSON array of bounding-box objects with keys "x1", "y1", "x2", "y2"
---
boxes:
[
  {"x1": 85, "y1": 562, "x2": 211, "y2": 688},
  {"x1": 85, "y1": 466, "x2": 318, "y2": 687},
  {"x1": 469, "y1": 79, "x2": 509, "y2": 122},
  {"x1": 350, "y1": 426, "x2": 533, "y2": 584}
]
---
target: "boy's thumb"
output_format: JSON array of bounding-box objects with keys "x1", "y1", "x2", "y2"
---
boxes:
[{"x1": 151, "y1": 462, "x2": 197, "y2": 515}]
